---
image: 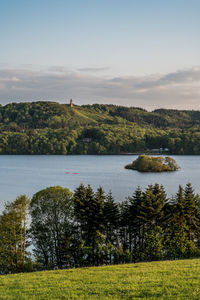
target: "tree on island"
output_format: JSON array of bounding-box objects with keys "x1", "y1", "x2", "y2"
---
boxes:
[{"x1": 125, "y1": 155, "x2": 180, "y2": 172}]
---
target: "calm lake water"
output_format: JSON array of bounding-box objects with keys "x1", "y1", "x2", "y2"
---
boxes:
[{"x1": 0, "y1": 155, "x2": 200, "y2": 211}]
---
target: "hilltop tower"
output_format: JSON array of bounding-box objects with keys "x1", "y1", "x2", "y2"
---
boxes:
[{"x1": 70, "y1": 99, "x2": 73, "y2": 107}]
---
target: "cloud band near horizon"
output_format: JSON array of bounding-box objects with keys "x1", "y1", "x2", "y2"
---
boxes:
[{"x1": 0, "y1": 66, "x2": 200, "y2": 111}]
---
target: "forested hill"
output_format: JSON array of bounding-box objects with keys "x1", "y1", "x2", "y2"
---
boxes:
[{"x1": 0, "y1": 101, "x2": 200, "y2": 154}]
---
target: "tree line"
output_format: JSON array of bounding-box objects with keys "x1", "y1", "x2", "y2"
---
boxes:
[
  {"x1": 0, "y1": 183, "x2": 200, "y2": 274},
  {"x1": 0, "y1": 102, "x2": 200, "y2": 154}
]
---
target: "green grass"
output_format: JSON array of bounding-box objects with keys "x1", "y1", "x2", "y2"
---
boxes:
[
  {"x1": 1, "y1": 259, "x2": 200, "y2": 299},
  {"x1": 74, "y1": 106, "x2": 114, "y2": 123}
]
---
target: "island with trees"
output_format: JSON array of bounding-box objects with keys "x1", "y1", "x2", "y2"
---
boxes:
[{"x1": 125, "y1": 155, "x2": 180, "y2": 172}]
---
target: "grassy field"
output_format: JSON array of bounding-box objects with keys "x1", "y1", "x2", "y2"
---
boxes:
[{"x1": 1, "y1": 259, "x2": 200, "y2": 299}]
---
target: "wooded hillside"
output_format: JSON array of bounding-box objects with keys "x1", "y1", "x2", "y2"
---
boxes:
[{"x1": 0, "y1": 101, "x2": 200, "y2": 154}]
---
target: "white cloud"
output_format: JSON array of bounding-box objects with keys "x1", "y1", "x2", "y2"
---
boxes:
[
  {"x1": 78, "y1": 67, "x2": 110, "y2": 73},
  {"x1": 0, "y1": 67, "x2": 200, "y2": 110}
]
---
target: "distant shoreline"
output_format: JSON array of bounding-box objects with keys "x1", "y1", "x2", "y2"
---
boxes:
[
  {"x1": 0, "y1": 102, "x2": 199, "y2": 155},
  {"x1": 0, "y1": 153, "x2": 197, "y2": 156}
]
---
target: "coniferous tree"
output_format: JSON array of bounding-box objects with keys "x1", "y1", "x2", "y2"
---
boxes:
[
  {"x1": 128, "y1": 187, "x2": 144, "y2": 261},
  {"x1": 184, "y1": 183, "x2": 199, "y2": 240},
  {"x1": 143, "y1": 226, "x2": 163, "y2": 261},
  {"x1": 139, "y1": 184, "x2": 167, "y2": 228},
  {"x1": 74, "y1": 184, "x2": 105, "y2": 265},
  {"x1": 2, "y1": 181, "x2": 200, "y2": 272},
  {"x1": 118, "y1": 200, "x2": 130, "y2": 263},
  {"x1": 103, "y1": 191, "x2": 120, "y2": 264},
  {"x1": 137, "y1": 184, "x2": 167, "y2": 259}
]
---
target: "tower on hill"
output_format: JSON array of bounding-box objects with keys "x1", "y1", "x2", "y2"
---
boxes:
[{"x1": 70, "y1": 99, "x2": 73, "y2": 107}]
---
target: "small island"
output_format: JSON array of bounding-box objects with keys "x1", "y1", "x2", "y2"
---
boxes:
[{"x1": 125, "y1": 155, "x2": 180, "y2": 172}]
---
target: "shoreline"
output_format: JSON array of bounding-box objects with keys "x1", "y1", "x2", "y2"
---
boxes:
[{"x1": 0, "y1": 153, "x2": 197, "y2": 156}]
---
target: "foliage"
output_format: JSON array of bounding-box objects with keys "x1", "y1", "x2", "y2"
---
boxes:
[
  {"x1": 29, "y1": 186, "x2": 73, "y2": 269},
  {"x1": 0, "y1": 195, "x2": 30, "y2": 273},
  {"x1": 0, "y1": 101, "x2": 200, "y2": 154},
  {"x1": 73, "y1": 184, "x2": 105, "y2": 266},
  {"x1": 1, "y1": 183, "x2": 200, "y2": 274},
  {"x1": 125, "y1": 155, "x2": 180, "y2": 172}
]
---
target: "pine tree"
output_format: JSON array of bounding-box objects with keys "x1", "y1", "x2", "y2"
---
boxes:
[
  {"x1": 136, "y1": 184, "x2": 167, "y2": 261},
  {"x1": 164, "y1": 184, "x2": 199, "y2": 259},
  {"x1": 139, "y1": 184, "x2": 167, "y2": 228},
  {"x1": 73, "y1": 184, "x2": 105, "y2": 265},
  {"x1": 73, "y1": 183, "x2": 87, "y2": 223},
  {"x1": 118, "y1": 200, "x2": 130, "y2": 261},
  {"x1": 103, "y1": 191, "x2": 119, "y2": 264},
  {"x1": 128, "y1": 186, "x2": 144, "y2": 261},
  {"x1": 173, "y1": 185, "x2": 186, "y2": 225},
  {"x1": 144, "y1": 226, "x2": 163, "y2": 261},
  {"x1": 184, "y1": 183, "x2": 199, "y2": 241},
  {"x1": 172, "y1": 184, "x2": 199, "y2": 241}
]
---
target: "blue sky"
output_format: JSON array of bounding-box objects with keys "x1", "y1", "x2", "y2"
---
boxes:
[{"x1": 0, "y1": 0, "x2": 200, "y2": 109}]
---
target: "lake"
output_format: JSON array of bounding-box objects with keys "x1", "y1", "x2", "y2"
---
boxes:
[{"x1": 0, "y1": 155, "x2": 200, "y2": 211}]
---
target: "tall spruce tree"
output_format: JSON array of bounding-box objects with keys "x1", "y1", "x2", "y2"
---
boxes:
[
  {"x1": 184, "y1": 183, "x2": 199, "y2": 242},
  {"x1": 73, "y1": 184, "x2": 105, "y2": 265},
  {"x1": 137, "y1": 184, "x2": 167, "y2": 259},
  {"x1": 139, "y1": 184, "x2": 167, "y2": 228},
  {"x1": 103, "y1": 191, "x2": 120, "y2": 264},
  {"x1": 128, "y1": 187, "x2": 144, "y2": 261},
  {"x1": 118, "y1": 200, "x2": 130, "y2": 262}
]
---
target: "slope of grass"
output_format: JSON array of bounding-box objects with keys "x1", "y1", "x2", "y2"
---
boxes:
[
  {"x1": 1, "y1": 259, "x2": 200, "y2": 299},
  {"x1": 73, "y1": 106, "x2": 115, "y2": 124}
]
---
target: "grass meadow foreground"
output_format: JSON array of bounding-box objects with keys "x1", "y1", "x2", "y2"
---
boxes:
[{"x1": 0, "y1": 259, "x2": 200, "y2": 299}]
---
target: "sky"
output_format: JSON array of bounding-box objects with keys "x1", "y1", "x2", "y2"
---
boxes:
[{"x1": 0, "y1": 0, "x2": 200, "y2": 110}]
